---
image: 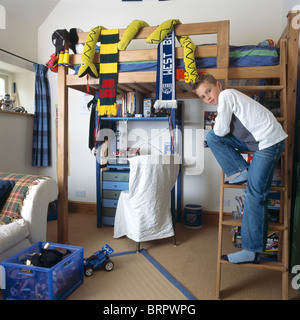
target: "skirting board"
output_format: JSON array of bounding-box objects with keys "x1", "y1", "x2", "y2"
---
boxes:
[{"x1": 68, "y1": 201, "x2": 232, "y2": 225}]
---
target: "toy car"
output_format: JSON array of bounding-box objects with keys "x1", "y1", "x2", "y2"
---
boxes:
[{"x1": 83, "y1": 244, "x2": 114, "y2": 277}]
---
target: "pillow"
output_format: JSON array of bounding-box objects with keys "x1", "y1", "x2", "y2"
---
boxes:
[{"x1": 0, "y1": 180, "x2": 15, "y2": 207}]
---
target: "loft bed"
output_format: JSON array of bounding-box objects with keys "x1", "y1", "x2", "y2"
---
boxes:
[
  {"x1": 63, "y1": 21, "x2": 283, "y2": 99},
  {"x1": 57, "y1": 12, "x2": 299, "y2": 245}
]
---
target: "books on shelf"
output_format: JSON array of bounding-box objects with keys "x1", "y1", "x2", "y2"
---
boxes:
[
  {"x1": 121, "y1": 91, "x2": 134, "y2": 117},
  {"x1": 119, "y1": 90, "x2": 144, "y2": 118}
]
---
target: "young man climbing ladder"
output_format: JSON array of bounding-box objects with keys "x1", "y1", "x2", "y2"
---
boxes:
[{"x1": 193, "y1": 73, "x2": 287, "y2": 264}]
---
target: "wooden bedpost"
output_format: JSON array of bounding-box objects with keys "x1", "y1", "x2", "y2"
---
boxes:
[
  {"x1": 57, "y1": 65, "x2": 69, "y2": 244},
  {"x1": 217, "y1": 20, "x2": 229, "y2": 88},
  {"x1": 282, "y1": 10, "x2": 299, "y2": 300},
  {"x1": 285, "y1": 11, "x2": 299, "y2": 198}
]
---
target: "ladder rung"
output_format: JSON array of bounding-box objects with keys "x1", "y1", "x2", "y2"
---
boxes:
[
  {"x1": 227, "y1": 85, "x2": 285, "y2": 91},
  {"x1": 222, "y1": 219, "x2": 288, "y2": 231},
  {"x1": 237, "y1": 150, "x2": 285, "y2": 156},
  {"x1": 222, "y1": 183, "x2": 286, "y2": 192},
  {"x1": 220, "y1": 258, "x2": 287, "y2": 272}
]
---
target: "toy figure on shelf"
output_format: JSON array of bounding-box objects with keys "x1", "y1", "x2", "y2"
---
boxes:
[
  {"x1": 83, "y1": 244, "x2": 114, "y2": 277},
  {"x1": 1, "y1": 94, "x2": 13, "y2": 111}
]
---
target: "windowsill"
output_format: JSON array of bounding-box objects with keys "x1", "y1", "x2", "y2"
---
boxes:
[{"x1": 0, "y1": 110, "x2": 34, "y2": 117}]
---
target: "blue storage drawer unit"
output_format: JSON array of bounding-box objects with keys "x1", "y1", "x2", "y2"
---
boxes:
[
  {"x1": 1, "y1": 241, "x2": 83, "y2": 300},
  {"x1": 102, "y1": 169, "x2": 129, "y2": 226}
]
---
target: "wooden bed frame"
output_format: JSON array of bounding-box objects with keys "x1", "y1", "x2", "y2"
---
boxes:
[{"x1": 57, "y1": 12, "x2": 299, "y2": 277}]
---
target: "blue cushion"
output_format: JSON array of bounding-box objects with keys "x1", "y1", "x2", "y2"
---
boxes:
[{"x1": 0, "y1": 180, "x2": 15, "y2": 207}]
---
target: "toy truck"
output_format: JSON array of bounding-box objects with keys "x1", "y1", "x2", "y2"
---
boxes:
[{"x1": 83, "y1": 244, "x2": 114, "y2": 277}]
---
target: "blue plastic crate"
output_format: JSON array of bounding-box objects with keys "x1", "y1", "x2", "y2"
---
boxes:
[{"x1": 1, "y1": 241, "x2": 83, "y2": 300}]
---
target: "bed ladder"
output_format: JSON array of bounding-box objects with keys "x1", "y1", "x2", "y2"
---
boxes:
[{"x1": 215, "y1": 39, "x2": 291, "y2": 300}]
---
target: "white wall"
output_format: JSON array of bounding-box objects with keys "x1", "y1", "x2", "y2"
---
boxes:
[
  {"x1": 283, "y1": 0, "x2": 300, "y2": 76},
  {"x1": 0, "y1": 112, "x2": 39, "y2": 174},
  {"x1": 36, "y1": 0, "x2": 294, "y2": 212},
  {"x1": 0, "y1": 9, "x2": 37, "y2": 72},
  {"x1": 0, "y1": 8, "x2": 36, "y2": 112}
]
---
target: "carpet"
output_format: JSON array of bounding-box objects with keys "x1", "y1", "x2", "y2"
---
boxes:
[{"x1": 67, "y1": 249, "x2": 197, "y2": 300}]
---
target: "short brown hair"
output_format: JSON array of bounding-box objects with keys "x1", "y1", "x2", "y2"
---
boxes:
[{"x1": 192, "y1": 73, "x2": 218, "y2": 90}]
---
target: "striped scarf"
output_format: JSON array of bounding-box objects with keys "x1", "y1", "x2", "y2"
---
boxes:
[
  {"x1": 97, "y1": 29, "x2": 119, "y2": 116},
  {"x1": 153, "y1": 28, "x2": 177, "y2": 110}
]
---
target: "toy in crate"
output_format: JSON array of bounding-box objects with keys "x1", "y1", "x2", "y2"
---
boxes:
[
  {"x1": 1, "y1": 241, "x2": 83, "y2": 300},
  {"x1": 83, "y1": 244, "x2": 114, "y2": 277},
  {"x1": 22, "y1": 242, "x2": 71, "y2": 267}
]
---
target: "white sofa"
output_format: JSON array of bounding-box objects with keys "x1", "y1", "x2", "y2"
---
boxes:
[{"x1": 0, "y1": 175, "x2": 58, "y2": 288}]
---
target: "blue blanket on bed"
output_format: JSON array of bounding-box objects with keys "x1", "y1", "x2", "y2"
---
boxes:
[
  {"x1": 74, "y1": 45, "x2": 279, "y2": 74},
  {"x1": 118, "y1": 45, "x2": 280, "y2": 72}
]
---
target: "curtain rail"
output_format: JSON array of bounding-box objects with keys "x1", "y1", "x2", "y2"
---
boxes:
[{"x1": 0, "y1": 48, "x2": 38, "y2": 65}]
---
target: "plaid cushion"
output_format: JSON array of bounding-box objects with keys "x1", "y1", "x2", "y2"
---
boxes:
[{"x1": 0, "y1": 172, "x2": 45, "y2": 224}]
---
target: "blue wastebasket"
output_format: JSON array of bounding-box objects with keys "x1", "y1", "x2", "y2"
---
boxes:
[{"x1": 184, "y1": 204, "x2": 202, "y2": 228}]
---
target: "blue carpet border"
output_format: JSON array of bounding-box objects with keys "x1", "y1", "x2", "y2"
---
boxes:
[{"x1": 109, "y1": 249, "x2": 197, "y2": 300}]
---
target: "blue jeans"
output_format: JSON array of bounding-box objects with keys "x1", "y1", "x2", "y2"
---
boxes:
[{"x1": 206, "y1": 130, "x2": 285, "y2": 252}]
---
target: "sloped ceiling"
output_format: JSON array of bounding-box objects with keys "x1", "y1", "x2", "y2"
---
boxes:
[{"x1": 0, "y1": 0, "x2": 60, "y2": 28}]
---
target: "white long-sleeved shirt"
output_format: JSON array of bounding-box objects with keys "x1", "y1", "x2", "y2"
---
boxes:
[{"x1": 213, "y1": 89, "x2": 288, "y2": 151}]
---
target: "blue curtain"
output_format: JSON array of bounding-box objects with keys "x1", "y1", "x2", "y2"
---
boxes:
[{"x1": 32, "y1": 64, "x2": 51, "y2": 167}]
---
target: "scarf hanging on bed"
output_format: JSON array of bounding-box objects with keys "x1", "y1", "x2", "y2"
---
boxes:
[
  {"x1": 153, "y1": 28, "x2": 177, "y2": 110},
  {"x1": 97, "y1": 29, "x2": 119, "y2": 117}
]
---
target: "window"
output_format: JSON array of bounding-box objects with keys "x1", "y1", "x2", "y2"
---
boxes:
[{"x1": 0, "y1": 74, "x2": 7, "y2": 99}]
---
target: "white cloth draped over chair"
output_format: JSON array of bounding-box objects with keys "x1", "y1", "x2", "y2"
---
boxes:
[{"x1": 113, "y1": 154, "x2": 180, "y2": 245}]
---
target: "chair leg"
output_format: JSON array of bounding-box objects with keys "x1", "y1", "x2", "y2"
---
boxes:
[
  {"x1": 173, "y1": 235, "x2": 177, "y2": 246},
  {"x1": 136, "y1": 242, "x2": 140, "y2": 253},
  {"x1": 136, "y1": 237, "x2": 176, "y2": 252}
]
